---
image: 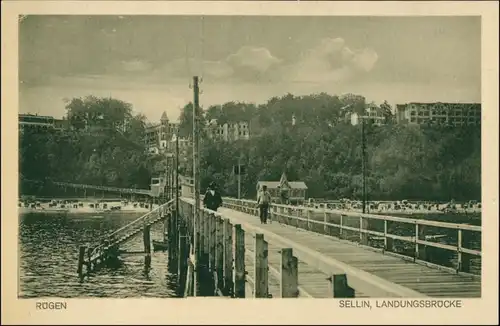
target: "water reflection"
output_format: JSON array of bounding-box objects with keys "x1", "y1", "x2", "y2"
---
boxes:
[{"x1": 19, "y1": 212, "x2": 178, "y2": 298}]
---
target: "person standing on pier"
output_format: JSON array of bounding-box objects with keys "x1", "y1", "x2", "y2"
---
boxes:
[
  {"x1": 203, "y1": 182, "x2": 223, "y2": 212},
  {"x1": 257, "y1": 185, "x2": 272, "y2": 224}
]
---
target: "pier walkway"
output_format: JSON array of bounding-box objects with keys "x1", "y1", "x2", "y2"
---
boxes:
[{"x1": 181, "y1": 197, "x2": 481, "y2": 298}]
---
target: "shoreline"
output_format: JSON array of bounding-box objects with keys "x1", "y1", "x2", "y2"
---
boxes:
[{"x1": 18, "y1": 199, "x2": 160, "y2": 215}]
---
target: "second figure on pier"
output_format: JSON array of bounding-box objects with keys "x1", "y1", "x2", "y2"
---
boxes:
[{"x1": 257, "y1": 185, "x2": 272, "y2": 224}]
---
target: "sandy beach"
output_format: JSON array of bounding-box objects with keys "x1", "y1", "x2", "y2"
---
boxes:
[{"x1": 18, "y1": 200, "x2": 160, "y2": 214}]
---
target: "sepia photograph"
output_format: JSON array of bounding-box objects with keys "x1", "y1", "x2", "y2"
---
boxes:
[{"x1": 2, "y1": 1, "x2": 499, "y2": 324}]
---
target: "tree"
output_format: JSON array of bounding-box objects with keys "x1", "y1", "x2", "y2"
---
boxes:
[{"x1": 380, "y1": 100, "x2": 394, "y2": 124}]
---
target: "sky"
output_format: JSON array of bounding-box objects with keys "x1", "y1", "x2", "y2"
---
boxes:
[{"x1": 19, "y1": 15, "x2": 481, "y2": 122}]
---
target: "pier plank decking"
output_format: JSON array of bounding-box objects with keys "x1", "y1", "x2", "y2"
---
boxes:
[{"x1": 215, "y1": 204, "x2": 481, "y2": 298}]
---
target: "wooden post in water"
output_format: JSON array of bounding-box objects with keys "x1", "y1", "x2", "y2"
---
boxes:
[
  {"x1": 200, "y1": 211, "x2": 210, "y2": 267},
  {"x1": 223, "y1": 218, "x2": 234, "y2": 296},
  {"x1": 209, "y1": 214, "x2": 216, "y2": 273},
  {"x1": 178, "y1": 225, "x2": 188, "y2": 288},
  {"x1": 254, "y1": 233, "x2": 269, "y2": 298},
  {"x1": 77, "y1": 246, "x2": 86, "y2": 279},
  {"x1": 143, "y1": 224, "x2": 151, "y2": 255},
  {"x1": 328, "y1": 274, "x2": 355, "y2": 298},
  {"x1": 169, "y1": 210, "x2": 178, "y2": 272},
  {"x1": 199, "y1": 210, "x2": 206, "y2": 264},
  {"x1": 280, "y1": 248, "x2": 298, "y2": 298},
  {"x1": 197, "y1": 212, "x2": 203, "y2": 263},
  {"x1": 215, "y1": 216, "x2": 224, "y2": 292},
  {"x1": 234, "y1": 224, "x2": 246, "y2": 298}
]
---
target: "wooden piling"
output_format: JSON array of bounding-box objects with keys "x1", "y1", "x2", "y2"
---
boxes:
[
  {"x1": 254, "y1": 233, "x2": 268, "y2": 298},
  {"x1": 77, "y1": 246, "x2": 86, "y2": 278},
  {"x1": 178, "y1": 226, "x2": 188, "y2": 288},
  {"x1": 280, "y1": 248, "x2": 298, "y2": 298},
  {"x1": 328, "y1": 274, "x2": 355, "y2": 298},
  {"x1": 199, "y1": 210, "x2": 206, "y2": 263},
  {"x1": 87, "y1": 246, "x2": 93, "y2": 273},
  {"x1": 209, "y1": 214, "x2": 216, "y2": 272},
  {"x1": 223, "y1": 218, "x2": 234, "y2": 296},
  {"x1": 215, "y1": 216, "x2": 224, "y2": 291},
  {"x1": 143, "y1": 224, "x2": 151, "y2": 255},
  {"x1": 169, "y1": 210, "x2": 178, "y2": 273},
  {"x1": 234, "y1": 224, "x2": 246, "y2": 298},
  {"x1": 167, "y1": 213, "x2": 173, "y2": 265},
  {"x1": 203, "y1": 210, "x2": 210, "y2": 264}
]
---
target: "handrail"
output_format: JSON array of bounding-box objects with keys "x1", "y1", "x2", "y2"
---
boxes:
[
  {"x1": 179, "y1": 197, "x2": 426, "y2": 298},
  {"x1": 220, "y1": 196, "x2": 481, "y2": 275},
  {"x1": 89, "y1": 199, "x2": 174, "y2": 257},
  {"x1": 222, "y1": 197, "x2": 481, "y2": 232}
]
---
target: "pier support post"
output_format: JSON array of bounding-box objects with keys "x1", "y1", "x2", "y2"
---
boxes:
[
  {"x1": 416, "y1": 224, "x2": 427, "y2": 261},
  {"x1": 203, "y1": 210, "x2": 209, "y2": 265},
  {"x1": 223, "y1": 218, "x2": 234, "y2": 296},
  {"x1": 234, "y1": 224, "x2": 246, "y2": 298},
  {"x1": 209, "y1": 214, "x2": 216, "y2": 272},
  {"x1": 143, "y1": 224, "x2": 151, "y2": 255},
  {"x1": 458, "y1": 230, "x2": 473, "y2": 273},
  {"x1": 199, "y1": 210, "x2": 206, "y2": 264},
  {"x1": 215, "y1": 216, "x2": 224, "y2": 293},
  {"x1": 178, "y1": 226, "x2": 188, "y2": 288},
  {"x1": 280, "y1": 248, "x2": 298, "y2": 298},
  {"x1": 360, "y1": 216, "x2": 369, "y2": 245},
  {"x1": 77, "y1": 246, "x2": 86, "y2": 279},
  {"x1": 254, "y1": 233, "x2": 269, "y2": 298},
  {"x1": 328, "y1": 274, "x2": 355, "y2": 298},
  {"x1": 384, "y1": 220, "x2": 394, "y2": 252}
]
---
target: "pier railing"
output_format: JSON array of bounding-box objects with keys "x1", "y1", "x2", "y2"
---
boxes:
[
  {"x1": 221, "y1": 197, "x2": 482, "y2": 276},
  {"x1": 78, "y1": 199, "x2": 174, "y2": 279},
  {"x1": 177, "y1": 197, "x2": 425, "y2": 298}
]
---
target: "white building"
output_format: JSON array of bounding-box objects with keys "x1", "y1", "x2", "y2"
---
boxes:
[
  {"x1": 395, "y1": 102, "x2": 481, "y2": 126},
  {"x1": 145, "y1": 111, "x2": 179, "y2": 154},
  {"x1": 207, "y1": 119, "x2": 250, "y2": 141}
]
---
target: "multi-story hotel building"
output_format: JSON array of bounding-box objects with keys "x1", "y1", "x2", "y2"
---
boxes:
[
  {"x1": 18, "y1": 114, "x2": 67, "y2": 132},
  {"x1": 395, "y1": 102, "x2": 481, "y2": 126},
  {"x1": 344, "y1": 105, "x2": 387, "y2": 126},
  {"x1": 206, "y1": 119, "x2": 250, "y2": 141},
  {"x1": 145, "y1": 111, "x2": 179, "y2": 154}
]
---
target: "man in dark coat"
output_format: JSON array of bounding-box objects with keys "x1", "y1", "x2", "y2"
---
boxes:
[{"x1": 203, "y1": 182, "x2": 223, "y2": 211}]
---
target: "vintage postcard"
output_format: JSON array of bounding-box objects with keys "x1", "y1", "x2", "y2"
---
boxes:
[{"x1": 2, "y1": 1, "x2": 498, "y2": 325}]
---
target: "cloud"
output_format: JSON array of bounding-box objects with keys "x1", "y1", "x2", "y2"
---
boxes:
[
  {"x1": 226, "y1": 46, "x2": 282, "y2": 73},
  {"x1": 286, "y1": 37, "x2": 379, "y2": 83}
]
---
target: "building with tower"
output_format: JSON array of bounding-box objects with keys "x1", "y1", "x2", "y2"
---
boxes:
[{"x1": 145, "y1": 111, "x2": 179, "y2": 154}]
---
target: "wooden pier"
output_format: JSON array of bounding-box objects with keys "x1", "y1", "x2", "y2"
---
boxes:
[
  {"x1": 75, "y1": 191, "x2": 481, "y2": 298},
  {"x1": 77, "y1": 199, "x2": 174, "y2": 280}
]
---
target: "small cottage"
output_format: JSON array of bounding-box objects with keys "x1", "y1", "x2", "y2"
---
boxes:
[{"x1": 256, "y1": 172, "x2": 307, "y2": 205}]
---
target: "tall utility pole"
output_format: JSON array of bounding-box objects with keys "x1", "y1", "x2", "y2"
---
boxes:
[
  {"x1": 192, "y1": 76, "x2": 200, "y2": 297},
  {"x1": 361, "y1": 117, "x2": 367, "y2": 214},
  {"x1": 175, "y1": 133, "x2": 179, "y2": 217}
]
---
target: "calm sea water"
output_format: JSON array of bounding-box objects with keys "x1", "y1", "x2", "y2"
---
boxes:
[{"x1": 18, "y1": 212, "x2": 179, "y2": 298}]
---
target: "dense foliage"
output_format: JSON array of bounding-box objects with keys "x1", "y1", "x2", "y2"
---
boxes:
[
  {"x1": 20, "y1": 93, "x2": 481, "y2": 202},
  {"x1": 178, "y1": 93, "x2": 481, "y2": 201},
  {"x1": 19, "y1": 96, "x2": 162, "y2": 195}
]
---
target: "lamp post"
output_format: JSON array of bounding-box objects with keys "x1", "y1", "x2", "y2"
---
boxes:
[{"x1": 350, "y1": 112, "x2": 367, "y2": 214}]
